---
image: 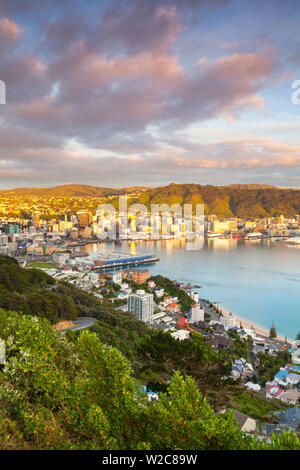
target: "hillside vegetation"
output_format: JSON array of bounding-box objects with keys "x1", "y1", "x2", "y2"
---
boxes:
[
  {"x1": 0, "y1": 310, "x2": 299, "y2": 450},
  {"x1": 0, "y1": 257, "x2": 77, "y2": 323},
  {"x1": 2, "y1": 183, "x2": 300, "y2": 217},
  {"x1": 0, "y1": 184, "x2": 148, "y2": 198},
  {"x1": 132, "y1": 183, "x2": 300, "y2": 217},
  {"x1": 0, "y1": 256, "x2": 298, "y2": 449}
]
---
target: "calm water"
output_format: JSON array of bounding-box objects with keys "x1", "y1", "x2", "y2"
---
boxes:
[{"x1": 80, "y1": 238, "x2": 300, "y2": 339}]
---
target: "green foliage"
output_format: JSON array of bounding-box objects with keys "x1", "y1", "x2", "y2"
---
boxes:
[
  {"x1": 0, "y1": 257, "x2": 77, "y2": 323},
  {"x1": 150, "y1": 275, "x2": 193, "y2": 313},
  {"x1": 0, "y1": 256, "x2": 54, "y2": 293},
  {"x1": 269, "y1": 323, "x2": 277, "y2": 339},
  {"x1": 0, "y1": 258, "x2": 298, "y2": 450},
  {"x1": 131, "y1": 183, "x2": 300, "y2": 218},
  {"x1": 28, "y1": 262, "x2": 58, "y2": 269},
  {"x1": 0, "y1": 311, "x2": 299, "y2": 450},
  {"x1": 232, "y1": 390, "x2": 287, "y2": 421},
  {"x1": 257, "y1": 351, "x2": 291, "y2": 387},
  {"x1": 227, "y1": 330, "x2": 252, "y2": 360}
]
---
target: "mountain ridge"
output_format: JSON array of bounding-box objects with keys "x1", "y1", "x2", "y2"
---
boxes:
[
  {"x1": 0, "y1": 183, "x2": 150, "y2": 197},
  {"x1": 1, "y1": 183, "x2": 300, "y2": 217}
]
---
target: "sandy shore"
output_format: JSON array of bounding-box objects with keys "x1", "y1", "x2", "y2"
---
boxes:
[{"x1": 213, "y1": 304, "x2": 293, "y2": 345}]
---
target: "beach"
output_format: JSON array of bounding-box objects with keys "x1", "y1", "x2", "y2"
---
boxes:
[{"x1": 215, "y1": 304, "x2": 294, "y2": 345}]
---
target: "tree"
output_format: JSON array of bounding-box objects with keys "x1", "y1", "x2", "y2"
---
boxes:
[
  {"x1": 269, "y1": 323, "x2": 277, "y2": 339},
  {"x1": 296, "y1": 331, "x2": 300, "y2": 341},
  {"x1": 0, "y1": 310, "x2": 299, "y2": 450}
]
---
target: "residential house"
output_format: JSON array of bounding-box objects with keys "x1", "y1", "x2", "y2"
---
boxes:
[
  {"x1": 206, "y1": 334, "x2": 231, "y2": 351},
  {"x1": 274, "y1": 407, "x2": 300, "y2": 431},
  {"x1": 167, "y1": 303, "x2": 180, "y2": 314},
  {"x1": 112, "y1": 272, "x2": 122, "y2": 285},
  {"x1": 153, "y1": 287, "x2": 164, "y2": 298},
  {"x1": 114, "y1": 291, "x2": 129, "y2": 300},
  {"x1": 233, "y1": 411, "x2": 257, "y2": 433},
  {"x1": 231, "y1": 358, "x2": 254, "y2": 380},
  {"x1": 279, "y1": 389, "x2": 300, "y2": 406},
  {"x1": 177, "y1": 317, "x2": 189, "y2": 328},
  {"x1": 171, "y1": 329, "x2": 190, "y2": 341},
  {"x1": 245, "y1": 382, "x2": 261, "y2": 392},
  {"x1": 285, "y1": 373, "x2": 300, "y2": 387},
  {"x1": 274, "y1": 369, "x2": 289, "y2": 383},
  {"x1": 266, "y1": 385, "x2": 284, "y2": 400}
]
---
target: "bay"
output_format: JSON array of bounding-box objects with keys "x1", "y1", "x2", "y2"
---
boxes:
[{"x1": 80, "y1": 238, "x2": 300, "y2": 340}]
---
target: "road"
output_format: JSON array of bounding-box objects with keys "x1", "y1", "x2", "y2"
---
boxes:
[
  {"x1": 199, "y1": 298, "x2": 221, "y2": 322},
  {"x1": 61, "y1": 317, "x2": 97, "y2": 334}
]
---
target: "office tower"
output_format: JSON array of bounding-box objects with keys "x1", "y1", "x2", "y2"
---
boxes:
[{"x1": 32, "y1": 212, "x2": 40, "y2": 228}]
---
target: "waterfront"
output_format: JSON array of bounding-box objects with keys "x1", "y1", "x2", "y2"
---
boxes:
[{"x1": 80, "y1": 238, "x2": 300, "y2": 340}]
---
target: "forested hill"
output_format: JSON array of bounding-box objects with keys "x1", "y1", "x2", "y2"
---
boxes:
[
  {"x1": 0, "y1": 184, "x2": 148, "y2": 198},
  {"x1": 0, "y1": 256, "x2": 79, "y2": 323},
  {"x1": 0, "y1": 256, "x2": 299, "y2": 449},
  {"x1": 133, "y1": 184, "x2": 300, "y2": 218},
  {"x1": 1, "y1": 182, "x2": 300, "y2": 217}
]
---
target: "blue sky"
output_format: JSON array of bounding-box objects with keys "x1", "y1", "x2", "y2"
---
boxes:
[{"x1": 0, "y1": 0, "x2": 299, "y2": 188}]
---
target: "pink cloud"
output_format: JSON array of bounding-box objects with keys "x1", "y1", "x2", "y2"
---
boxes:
[{"x1": 0, "y1": 16, "x2": 21, "y2": 42}]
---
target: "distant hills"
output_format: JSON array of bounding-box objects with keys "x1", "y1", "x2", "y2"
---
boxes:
[
  {"x1": 0, "y1": 184, "x2": 149, "y2": 198},
  {"x1": 131, "y1": 183, "x2": 300, "y2": 218},
  {"x1": 1, "y1": 182, "x2": 300, "y2": 217}
]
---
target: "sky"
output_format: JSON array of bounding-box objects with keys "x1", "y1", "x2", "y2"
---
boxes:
[{"x1": 0, "y1": 0, "x2": 300, "y2": 189}]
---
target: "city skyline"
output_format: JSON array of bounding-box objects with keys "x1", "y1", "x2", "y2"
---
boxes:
[{"x1": 0, "y1": 0, "x2": 300, "y2": 188}]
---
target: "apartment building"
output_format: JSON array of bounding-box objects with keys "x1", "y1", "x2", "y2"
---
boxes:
[{"x1": 128, "y1": 290, "x2": 153, "y2": 324}]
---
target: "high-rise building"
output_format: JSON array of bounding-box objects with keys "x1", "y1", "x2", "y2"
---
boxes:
[
  {"x1": 32, "y1": 212, "x2": 40, "y2": 228},
  {"x1": 77, "y1": 211, "x2": 91, "y2": 227},
  {"x1": 128, "y1": 290, "x2": 153, "y2": 325},
  {"x1": 8, "y1": 224, "x2": 19, "y2": 235},
  {"x1": 190, "y1": 304, "x2": 204, "y2": 323},
  {"x1": 70, "y1": 228, "x2": 79, "y2": 239}
]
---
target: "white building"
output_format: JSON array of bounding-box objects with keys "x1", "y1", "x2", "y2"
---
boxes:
[
  {"x1": 189, "y1": 291, "x2": 199, "y2": 303},
  {"x1": 153, "y1": 287, "x2": 164, "y2": 298},
  {"x1": 291, "y1": 341, "x2": 300, "y2": 364},
  {"x1": 112, "y1": 272, "x2": 122, "y2": 285},
  {"x1": 53, "y1": 252, "x2": 70, "y2": 266},
  {"x1": 85, "y1": 272, "x2": 99, "y2": 283},
  {"x1": 190, "y1": 304, "x2": 204, "y2": 323},
  {"x1": 152, "y1": 312, "x2": 173, "y2": 324},
  {"x1": 171, "y1": 329, "x2": 190, "y2": 341},
  {"x1": 285, "y1": 373, "x2": 300, "y2": 386},
  {"x1": 223, "y1": 313, "x2": 236, "y2": 327},
  {"x1": 245, "y1": 382, "x2": 261, "y2": 392},
  {"x1": 120, "y1": 282, "x2": 132, "y2": 293},
  {"x1": 128, "y1": 290, "x2": 154, "y2": 325}
]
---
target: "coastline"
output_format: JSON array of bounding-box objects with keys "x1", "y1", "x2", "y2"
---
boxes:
[
  {"x1": 81, "y1": 240, "x2": 299, "y2": 344},
  {"x1": 213, "y1": 303, "x2": 294, "y2": 345}
]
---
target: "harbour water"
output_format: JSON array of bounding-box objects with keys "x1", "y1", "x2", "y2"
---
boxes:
[{"x1": 80, "y1": 238, "x2": 300, "y2": 340}]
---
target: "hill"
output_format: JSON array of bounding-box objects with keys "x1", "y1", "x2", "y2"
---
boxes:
[
  {"x1": 2, "y1": 182, "x2": 300, "y2": 217},
  {"x1": 0, "y1": 184, "x2": 150, "y2": 198},
  {"x1": 2, "y1": 310, "x2": 298, "y2": 450},
  {"x1": 131, "y1": 183, "x2": 300, "y2": 217},
  {"x1": 0, "y1": 257, "x2": 298, "y2": 449}
]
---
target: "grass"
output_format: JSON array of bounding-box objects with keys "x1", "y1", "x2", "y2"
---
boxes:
[
  {"x1": 28, "y1": 262, "x2": 58, "y2": 269},
  {"x1": 230, "y1": 390, "x2": 289, "y2": 421}
]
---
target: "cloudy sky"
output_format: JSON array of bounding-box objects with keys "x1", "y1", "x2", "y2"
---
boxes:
[{"x1": 0, "y1": 0, "x2": 300, "y2": 189}]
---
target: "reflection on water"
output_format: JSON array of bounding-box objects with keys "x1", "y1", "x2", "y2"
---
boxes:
[
  {"x1": 129, "y1": 241, "x2": 137, "y2": 255},
  {"x1": 207, "y1": 238, "x2": 237, "y2": 251},
  {"x1": 81, "y1": 238, "x2": 300, "y2": 338}
]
